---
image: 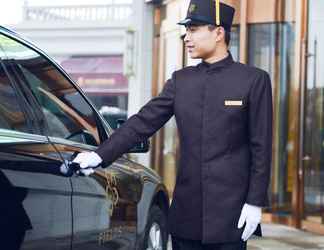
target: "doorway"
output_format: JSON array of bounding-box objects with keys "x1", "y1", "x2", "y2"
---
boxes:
[{"x1": 302, "y1": 0, "x2": 324, "y2": 228}]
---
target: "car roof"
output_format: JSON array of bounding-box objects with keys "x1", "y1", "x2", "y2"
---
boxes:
[
  {"x1": 0, "y1": 26, "x2": 19, "y2": 36},
  {"x1": 0, "y1": 26, "x2": 17, "y2": 35},
  {"x1": 0, "y1": 25, "x2": 50, "y2": 58}
]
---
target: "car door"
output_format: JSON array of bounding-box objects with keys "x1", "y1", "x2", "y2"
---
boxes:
[
  {"x1": 0, "y1": 31, "x2": 139, "y2": 249},
  {"x1": 0, "y1": 36, "x2": 72, "y2": 250}
]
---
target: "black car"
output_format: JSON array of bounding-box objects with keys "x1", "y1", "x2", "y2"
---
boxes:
[{"x1": 0, "y1": 26, "x2": 169, "y2": 250}]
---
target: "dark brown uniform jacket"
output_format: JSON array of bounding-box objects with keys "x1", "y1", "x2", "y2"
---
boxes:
[{"x1": 96, "y1": 52, "x2": 273, "y2": 244}]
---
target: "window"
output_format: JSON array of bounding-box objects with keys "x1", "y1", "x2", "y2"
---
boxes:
[
  {"x1": 248, "y1": 23, "x2": 296, "y2": 213},
  {"x1": 0, "y1": 47, "x2": 30, "y2": 133},
  {"x1": 248, "y1": 24, "x2": 276, "y2": 76},
  {"x1": 56, "y1": 55, "x2": 129, "y2": 130},
  {"x1": 0, "y1": 34, "x2": 100, "y2": 146},
  {"x1": 229, "y1": 25, "x2": 240, "y2": 62}
]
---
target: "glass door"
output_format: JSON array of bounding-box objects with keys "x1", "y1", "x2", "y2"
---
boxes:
[
  {"x1": 160, "y1": 30, "x2": 181, "y2": 198},
  {"x1": 303, "y1": 0, "x2": 324, "y2": 225}
]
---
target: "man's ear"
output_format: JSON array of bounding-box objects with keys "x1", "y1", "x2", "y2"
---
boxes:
[{"x1": 215, "y1": 26, "x2": 225, "y2": 42}]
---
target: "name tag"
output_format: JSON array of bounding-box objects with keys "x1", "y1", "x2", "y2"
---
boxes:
[{"x1": 224, "y1": 100, "x2": 243, "y2": 106}]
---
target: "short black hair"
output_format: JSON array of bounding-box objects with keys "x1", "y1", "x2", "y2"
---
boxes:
[{"x1": 207, "y1": 25, "x2": 231, "y2": 46}]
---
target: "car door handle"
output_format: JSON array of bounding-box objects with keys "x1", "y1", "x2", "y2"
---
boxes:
[{"x1": 60, "y1": 161, "x2": 83, "y2": 177}]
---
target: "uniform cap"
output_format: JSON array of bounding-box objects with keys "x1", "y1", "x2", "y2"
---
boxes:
[{"x1": 178, "y1": 0, "x2": 235, "y2": 32}]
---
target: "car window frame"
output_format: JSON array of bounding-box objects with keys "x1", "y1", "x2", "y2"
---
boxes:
[
  {"x1": 0, "y1": 29, "x2": 113, "y2": 147},
  {"x1": 2, "y1": 58, "x2": 48, "y2": 134},
  {"x1": 0, "y1": 48, "x2": 41, "y2": 135}
]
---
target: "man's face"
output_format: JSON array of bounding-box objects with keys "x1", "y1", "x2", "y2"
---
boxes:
[{"x1": 184, "y1": 25, "x2": 222, "y2": 60}]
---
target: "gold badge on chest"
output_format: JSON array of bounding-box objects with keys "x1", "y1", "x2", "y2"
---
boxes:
[{"x1": 224, "y1": 100, "x2": 243, "y2": 106}]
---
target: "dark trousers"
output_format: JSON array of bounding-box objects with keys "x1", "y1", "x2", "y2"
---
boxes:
[{"x1": 171, "y1": 236, "x2": 247, "y2": 250}]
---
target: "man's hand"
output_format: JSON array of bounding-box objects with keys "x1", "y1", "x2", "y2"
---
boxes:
[
  {"x1": 72, "y1": 151, "x2": 103, "y2": 176},
  {"x1": 237, "y1": 203, "x2": 262, "y2": 241}
]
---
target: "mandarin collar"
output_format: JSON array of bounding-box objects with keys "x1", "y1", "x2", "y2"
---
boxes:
[{"x1": 199, "y1": 51, "x2": 234, "y2": 70}]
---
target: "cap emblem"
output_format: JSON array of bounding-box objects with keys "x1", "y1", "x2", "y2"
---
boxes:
[{"x1": 189, "y1": 4, "x2": 197, "y2": 13}]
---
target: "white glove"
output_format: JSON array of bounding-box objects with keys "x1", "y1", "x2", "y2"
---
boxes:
[
  {"x1": 72, "y1": 151, "x2": 103, "y2": 176},
  {"x1": 237, "y1": 203, "x2": 262, "y2": 241}
]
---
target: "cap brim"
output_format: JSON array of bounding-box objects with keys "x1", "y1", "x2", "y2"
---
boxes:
[
  {"x1": 177, "y1": 18, "x2": 192, "y2": 26},
  {"x1": 177, "y1": 18, "x2": 208, "y2": 26}
]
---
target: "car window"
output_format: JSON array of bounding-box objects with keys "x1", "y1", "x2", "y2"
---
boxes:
[
  {"x1": 0, "y1": 34, "x2": 100, "y2": 146},
  {"x1": 0, "y1": 47, "x2": 31, "y2": 133}
]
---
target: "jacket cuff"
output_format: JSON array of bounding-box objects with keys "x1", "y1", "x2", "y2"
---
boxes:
[{"x1": 246, "y1": 195, "x2": 269, "y2": 208}]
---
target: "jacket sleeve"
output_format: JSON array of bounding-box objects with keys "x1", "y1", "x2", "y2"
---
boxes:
[
  {"x1": 246, "y1": 71, "x2": 273, "y2": 207},
  {"x1": 95, "y1": 73, "x2": 176, "y2": 166}
]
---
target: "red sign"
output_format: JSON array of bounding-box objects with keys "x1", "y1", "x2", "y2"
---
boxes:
[{"x1": 60, "y1": 56, "x2": 128, "y2": 94}]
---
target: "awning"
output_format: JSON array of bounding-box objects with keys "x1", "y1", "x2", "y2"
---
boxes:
[{"x1": 60, "y1": 56, "x2": 128, "y2": 94}]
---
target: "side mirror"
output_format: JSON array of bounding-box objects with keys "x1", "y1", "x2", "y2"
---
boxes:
[
  {"x1": 128, "y1": 140, "x2": 150, "y2": 153},
  {"x1": 116, "y1": 119, "x2": 125, "y2": 129},
  {"x1": 117, "y1": 119, "x2": 150, "y2": 153},
  {"x1": 99, "y1": 106, "x2": 127, "y2": 130}
]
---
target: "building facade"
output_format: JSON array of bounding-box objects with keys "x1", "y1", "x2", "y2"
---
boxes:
[{"x1": 147, "y1": 0, "x2": 324, "y2": 235}]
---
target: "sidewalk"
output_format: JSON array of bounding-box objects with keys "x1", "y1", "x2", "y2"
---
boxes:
[
  {"x1": 248, "y1": 223, "x2": 324, "y2": 250},
  {"x1": 167, "y1": 223, "x2": 324, "y2": 250}
]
